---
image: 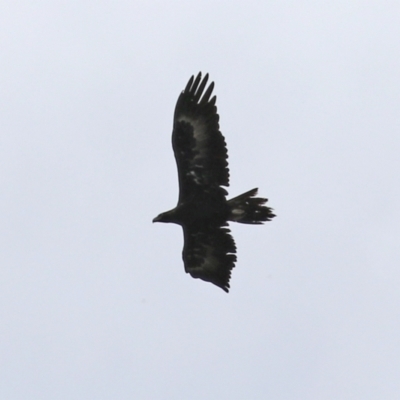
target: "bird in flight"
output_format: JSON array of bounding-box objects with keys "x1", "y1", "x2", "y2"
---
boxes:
[{"x1": 153, "y1": 73, "x2": 275, "y2": 292}]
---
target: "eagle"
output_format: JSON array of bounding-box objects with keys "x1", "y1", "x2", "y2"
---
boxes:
[{"x1": 153, "y1": 73, "x2": 275, "y2": 292}]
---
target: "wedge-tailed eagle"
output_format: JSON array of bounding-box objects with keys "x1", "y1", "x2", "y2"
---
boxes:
[{"x1": 153, "y1": 73, "x2": 275, "y2": 292}]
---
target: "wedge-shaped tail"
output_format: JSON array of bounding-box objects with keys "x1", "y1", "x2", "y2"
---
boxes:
[{"x1": 228, "y1": 188, "x2": 275, "y2": 224}]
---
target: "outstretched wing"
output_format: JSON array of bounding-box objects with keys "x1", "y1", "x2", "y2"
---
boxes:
[
  {"x1": 182, "y1": 223, "x2": 237, "y2": 292},
  {"x1": 172, "y1": 73, "x2": 230, "y2": 204}
]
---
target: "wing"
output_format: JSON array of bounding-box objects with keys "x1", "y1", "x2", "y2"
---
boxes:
[
  {"x1": 172, "y1": 73, "x2": 230, "y2": 204},
  {"x1": 182, "y1": 223, "x2": 237, "y2": 292}
]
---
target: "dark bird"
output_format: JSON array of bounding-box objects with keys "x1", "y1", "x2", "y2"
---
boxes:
[{"x1": 153, "y1": 73, "x2": 275, "y2": 292}]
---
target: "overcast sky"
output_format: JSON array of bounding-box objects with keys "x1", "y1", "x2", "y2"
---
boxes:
[{"x1": 1, "y1": 1, "x2": 400, "y2": 399}]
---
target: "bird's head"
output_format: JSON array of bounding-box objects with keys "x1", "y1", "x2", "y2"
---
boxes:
[{"x1": 152, "y1": 209, "x2": 177, "y2": 223}]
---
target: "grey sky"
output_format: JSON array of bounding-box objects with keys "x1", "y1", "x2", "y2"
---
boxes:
[{"x1": 1, "y1": 1, "x2": 399, "y2": 399}]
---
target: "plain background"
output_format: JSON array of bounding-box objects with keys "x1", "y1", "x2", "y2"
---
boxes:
[{"x1": 1, "y1": 1, "x2": 399, "y2": 399}]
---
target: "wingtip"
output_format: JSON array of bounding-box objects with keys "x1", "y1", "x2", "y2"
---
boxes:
[{"x1": 184, "y1": 75, "x2": 195, "y2": 93}]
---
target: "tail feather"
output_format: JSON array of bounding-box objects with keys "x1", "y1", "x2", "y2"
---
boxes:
[{"x1": 228, "y1": 188, "x2": 275, "y2": 224}]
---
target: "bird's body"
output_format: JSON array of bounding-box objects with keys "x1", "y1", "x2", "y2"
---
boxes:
[{"x1": 153, "y1": 73, "x2": 275, "y2": 292}]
